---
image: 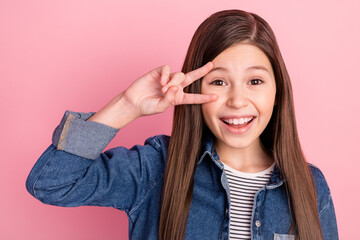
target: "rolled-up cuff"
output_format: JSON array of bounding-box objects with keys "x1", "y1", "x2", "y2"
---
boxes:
[{"x1": 52, "y1": 110, "x2": 119, "y2": 159}]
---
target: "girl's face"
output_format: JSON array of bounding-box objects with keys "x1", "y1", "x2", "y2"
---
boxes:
[{"x1": 201, "y1": 43, "x2": 276, "y2": 152}]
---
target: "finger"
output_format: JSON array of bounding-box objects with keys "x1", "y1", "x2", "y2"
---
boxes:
[
  {"x1": 147, "y1": 65, "x2": 164, "y2": 79},
  {"x1": 181, "y1": 93, "x2": 218, "y2": 105},
  {"x1": 157, "y1": 86, "x2": 179, "y2": 111},
  {"x1": 160, "y1": 65, "x2": 171, "y2": 87},
  {"x1": 147, "y1": 64, "x2": 170, "y2": 83},
  {"x1": 181, "y1": 62, "x2": 214, "y2": 87},
  {"x1": 162, "y1": 72, "x2": 185, "y2": 94}
]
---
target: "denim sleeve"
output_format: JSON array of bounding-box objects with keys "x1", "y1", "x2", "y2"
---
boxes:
[
  {"x1": 319, "y1": 192, "x2": 339, "y2": 240},
  {"x1": 26, "y1": 110, "x2": 169, "y2": 214},
  {"x1": 52, "y1": 110, "x2": 119, "y2": 159},
  {"x1": 309, "y1": 164, "x2": 339, "y2": 240}
]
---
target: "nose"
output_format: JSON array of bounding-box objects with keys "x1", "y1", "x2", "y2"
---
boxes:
[{"x1": 226, "y1": 86, "x2": 249, "y2": 109}]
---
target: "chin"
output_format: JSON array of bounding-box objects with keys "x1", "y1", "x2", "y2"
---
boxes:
[
  {"x1": 229, "y1": 143, "x2": 252, "y2": 150},
  {"x1": 221, "y1": 139, "x2": 255, "y2": 150}
]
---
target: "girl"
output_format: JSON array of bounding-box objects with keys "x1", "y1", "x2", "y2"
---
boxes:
[{"x1": 26, "y1": 9, "x2": 338, "y2": 240}]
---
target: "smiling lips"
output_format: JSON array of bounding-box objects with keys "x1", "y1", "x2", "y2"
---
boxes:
[{"x1": 220, "y1": 115, "x2": 256, "y2": 128}]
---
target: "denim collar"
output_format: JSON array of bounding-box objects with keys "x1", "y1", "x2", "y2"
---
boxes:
[{"x1": 198, "y1": 131, "x2": 284, "y2": 186}]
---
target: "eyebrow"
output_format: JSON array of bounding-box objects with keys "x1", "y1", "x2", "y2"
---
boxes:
[{"x1": 208, "y1": 65, "x2": 270, "y2": 73}]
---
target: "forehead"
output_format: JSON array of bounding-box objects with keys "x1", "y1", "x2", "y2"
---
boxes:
[{"x1": 209, "y1": 43, "x2": 273, "y2": 74}]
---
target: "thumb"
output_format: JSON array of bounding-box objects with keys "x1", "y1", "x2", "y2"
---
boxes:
[{"x1": 157, "y1": 86, "x2": 178, "y2": 112}]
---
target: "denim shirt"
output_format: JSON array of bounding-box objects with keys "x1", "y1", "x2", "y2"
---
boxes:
[{"x1": 26, "y1": 110, "x2": 339, "y2": 240}]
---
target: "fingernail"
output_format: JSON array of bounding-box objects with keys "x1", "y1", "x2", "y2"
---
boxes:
[{"x1": 163, "y1": 86, "x2": 168, "y2": 92}]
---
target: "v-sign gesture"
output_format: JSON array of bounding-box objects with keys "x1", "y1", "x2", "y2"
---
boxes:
[{"x1": 87, "y1": 62, "x2": 218, "y2": 129}]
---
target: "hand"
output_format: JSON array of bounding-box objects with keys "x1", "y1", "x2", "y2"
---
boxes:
[{"x1": 122, "y1": 61, "x2": 218, "y2": 117}]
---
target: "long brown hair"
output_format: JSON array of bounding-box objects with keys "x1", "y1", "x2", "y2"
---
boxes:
[{"x1": 159, "y1": 9, "x2": 323, "y2": 240}]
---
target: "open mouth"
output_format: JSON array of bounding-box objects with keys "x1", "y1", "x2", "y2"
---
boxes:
[{"x1": 221, "y1": 116, "x2": 255, "y2": 128}]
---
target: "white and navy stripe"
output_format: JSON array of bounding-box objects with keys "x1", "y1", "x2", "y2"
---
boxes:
[{"x1": 223, "y1": 162, "x2": 275, "y2": 240}]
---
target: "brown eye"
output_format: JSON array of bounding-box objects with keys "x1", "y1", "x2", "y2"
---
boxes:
[
  {"x1": 249, "y1": 79, "x2": 263, "y2": 85},
  {"x1": 210, "y1": 79, "x2": 226, "y2": 86}
]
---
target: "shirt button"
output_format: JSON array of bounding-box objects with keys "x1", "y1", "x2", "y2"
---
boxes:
[{"x1": 255, "y1": 220, "x2": 261, "y2": 227}]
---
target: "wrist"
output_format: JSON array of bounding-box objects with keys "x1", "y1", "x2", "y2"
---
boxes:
[{"x1": 87, "y1": 92, "x2": 139, "y2": 130}]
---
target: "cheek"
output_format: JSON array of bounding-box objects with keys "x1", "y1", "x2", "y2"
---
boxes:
[
  {"x1": 201, "y1": 101, "x2": 219, "y2": 128},
  {"x1": 201, "y1": 105, "x2": 211, "y2": 129},
  {"x1": 257, "y1": 91, "x2": 276, "y2": 116},
  {"x1": 201, "y1": 103, "x2": 213, "y2": 119}
]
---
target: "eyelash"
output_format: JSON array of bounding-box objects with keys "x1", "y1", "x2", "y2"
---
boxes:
[{"x1": 210, "y1": 78, "x2": 264, "y2": 86}]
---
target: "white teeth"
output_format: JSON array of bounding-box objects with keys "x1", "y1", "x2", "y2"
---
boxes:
[{"x1": 223, "y1": 117, "x2": 253, "y2": 125}]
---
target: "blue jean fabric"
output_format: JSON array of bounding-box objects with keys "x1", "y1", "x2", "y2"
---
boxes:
[{"x1": 26, "y1": 110, "x2": 339, "y2": 240}]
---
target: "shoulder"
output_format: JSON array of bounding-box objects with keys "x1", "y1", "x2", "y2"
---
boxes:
[
  {"x1": 144, "y1": 134, "x2": 171, "y2": 151},
  {"x1": 308, "y1": 162, "x2": 330, "y2": 192},
  {"x1": 138, "y1": 134, "x2": 171, "y2": 161},
  {"x1": 108, "y1": 134, "x2": 171, "y2": 163},
  {"x1": 307, "y1": 163, "x2": 332, "y2": 215}
]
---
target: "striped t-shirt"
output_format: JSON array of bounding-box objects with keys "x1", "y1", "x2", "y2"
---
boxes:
[{"x1": 222, "y1": 161, "x2": 275, "y2": 240}]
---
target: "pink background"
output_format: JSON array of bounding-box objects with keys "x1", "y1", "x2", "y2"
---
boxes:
[{"x1": 1, "y1": 0, "x2": 358, "y2": 239}]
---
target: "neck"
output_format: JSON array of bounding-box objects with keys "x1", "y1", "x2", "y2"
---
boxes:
[{"x1": 214, "y1": 138, "x2": 274, "y2": 173}]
